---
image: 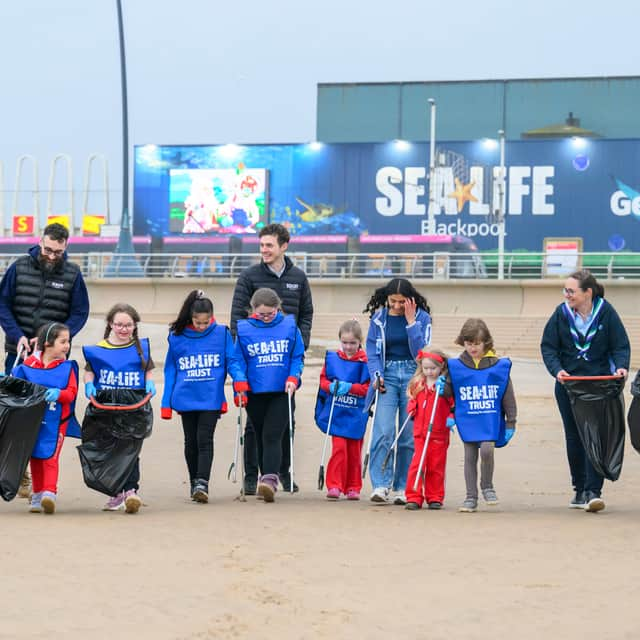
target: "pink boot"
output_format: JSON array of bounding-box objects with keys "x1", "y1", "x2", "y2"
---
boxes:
[{"x1": 257, "y1": 473, "x2": 279, "y2": 503}]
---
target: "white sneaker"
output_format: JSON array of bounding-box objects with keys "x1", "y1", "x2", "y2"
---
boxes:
[
  {"x1": 393, "y1": 492, "x2": 407, "y2": 505},
  {"x1": 370, "y1": 487, "x2": 389, "y2": 503}
]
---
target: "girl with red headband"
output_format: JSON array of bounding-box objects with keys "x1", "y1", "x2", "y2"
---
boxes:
[{"x1": 404, "y1": 349, "x2": 455, "y2": 510}]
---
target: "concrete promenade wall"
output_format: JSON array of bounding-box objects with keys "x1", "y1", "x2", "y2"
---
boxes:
[{"x1": 86, "y1": 278, "x2": 640, "y2": 321}]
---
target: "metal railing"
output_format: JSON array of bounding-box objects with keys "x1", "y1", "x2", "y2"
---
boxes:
[{"x1": 0, "y1": 251, "x2": 638, "y2": 280}]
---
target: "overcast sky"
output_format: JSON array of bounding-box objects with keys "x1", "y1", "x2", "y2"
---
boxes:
[{"x1": 0, "y1": 0, "x2": 636, "y2": 221}]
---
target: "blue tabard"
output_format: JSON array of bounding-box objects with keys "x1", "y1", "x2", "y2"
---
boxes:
[
  {"x1": 448, "y1": 357, "x2": 512, "y2": 443},
  {"x1": 314, "y1": 352, "x2": 370, "y2": 440},
  {"x1": 237, "y1": 314, "x2": 298, "y2": 393},
  {"x1": 83, "y1": 339, "x2": 150, "y2": 390},
  {"x1": 13, "y1": 360, "x2": 82, "y2": 459},
  {"x1": 166, "y1": 325, "x2": 228, "y2": 411}
]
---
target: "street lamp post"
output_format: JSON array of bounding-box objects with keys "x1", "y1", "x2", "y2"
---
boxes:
[
  {"x1": 427, "y1": 98, "x2": 436, "y2": 235},
  {"x1": 497, "y1": 129, "x2": 506, "y2": 280},
  {"x1": 108, "y1": 0, "x2": 143, "y2": 275}
]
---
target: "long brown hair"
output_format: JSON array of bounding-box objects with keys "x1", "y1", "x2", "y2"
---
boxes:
[{"x1": 104, "y1": 303, "x2": 147, "y2": 370}]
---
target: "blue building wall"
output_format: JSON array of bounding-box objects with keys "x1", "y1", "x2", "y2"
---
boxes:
[{"x1": 317, "y1": 77, "x2": 640, "y2": 142}]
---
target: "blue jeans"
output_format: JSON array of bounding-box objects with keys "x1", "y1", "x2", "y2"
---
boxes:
[
  {"x1": 369, "y1": 360, "x2": 415, "y2": 491},
  {"x1": 555, "y1": 382, "x2": 604, "y2": 496}
]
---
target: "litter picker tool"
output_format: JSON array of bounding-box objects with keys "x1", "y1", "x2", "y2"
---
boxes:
[
  {"x1": 233, "y1": 402, "x2": 247, "y2": 502},
  {"x1": 288, "y1": 388, "x2": 295, "y2": 494},
  {"x1": 228, "y1": 401, "x2": 242, "y2": 482},
  {"x1": 381, "y1": 412, "x2": 413, "y2": 472},
  {"x1": 318, "y1": 391, "x2": 337, "y2": 490},
  {"x1": 413, "y1": 386, "x2": 441, "y2": 492},
  {"x1": 362, "y1": 372, "x2": 383, "y2": 478}
]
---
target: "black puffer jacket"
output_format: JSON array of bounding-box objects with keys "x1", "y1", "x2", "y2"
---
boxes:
[{"x1": 230, "y1": 256, "x2": 313, "y2": 349}]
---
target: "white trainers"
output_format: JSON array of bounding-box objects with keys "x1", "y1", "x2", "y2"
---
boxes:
[
  {"x1": 393, "y1": 492, "x2": 407, "y2": 505},
  {"x1": 370, "y1": 487, "x2": 389, "y2": 503},
  {"x1": 29, "y1": 492, "x2": 43, "y2": 513},
  {"x1": 41, "y1": 492, "x2": 56, "y2": 515}
]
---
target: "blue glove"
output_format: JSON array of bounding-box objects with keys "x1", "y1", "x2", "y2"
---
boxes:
[
  {"x1": 44, "y1": 388, "x2": 61, "y2": 402},
  {"x1": 503, "y1": 428, "x2": 515, "y2": 444},
  {"x1": 435, "y1": 375, "x2": 446, "y2": 394},
  {"x1": 85, "y1": 382, "x2": 96, "y2": 399},
  {"x1": 145, "y1": 379, "x2": 157, "y2": 397},
  {"x1": 445, "y1": 417, "x2": 456, "y2": 431},
  {"x1": 329, "y1": 380, "x2": 352, "y2": 396}
]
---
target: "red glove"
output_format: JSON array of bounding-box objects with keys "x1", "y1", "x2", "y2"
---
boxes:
[
  {"x1": 233, "y1": 381, "x2": 250, "y2": 393},
  {"x1": 234, "y1": 392, "x2": 248, "y2": 407},
  {"x1": 220, "y1": 401, "x2": 228, "y2": 415},
  {"x1": 407, "y1": 398, "x2": 417, "y2": 417},
  {"x1": 161, "y1": 407, "x2": 172, "y2": 420}
]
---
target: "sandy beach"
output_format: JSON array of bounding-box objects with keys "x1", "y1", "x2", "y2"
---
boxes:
[{"x1": 2, "y1": 352, "x2": 640, "y2": 640}]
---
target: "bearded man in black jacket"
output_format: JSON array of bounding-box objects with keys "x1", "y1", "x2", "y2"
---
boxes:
[{"x1": 230, "y1": 223, "x2": 313, "y2": 494}]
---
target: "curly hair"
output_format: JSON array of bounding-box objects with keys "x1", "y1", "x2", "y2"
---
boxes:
[{"x1": 363, "y1": 278, "x2": 430, "y2": 318}]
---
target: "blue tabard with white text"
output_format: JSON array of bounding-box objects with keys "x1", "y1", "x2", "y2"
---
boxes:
[
  {"x1": 237, "y1": 314, "x2": 298, "y2": 393},
  {"x1": 166, "y1": 325, "x2": 227, "y2": 411},
  {"x1": 13, "y1": 360, "x2": 82, "y2": 459},
  {"x1": 315, "y1": 352, "x2": 370, "y2": 440},
  {"x1": 448, "y1": 358, "x2": 512, "y2": 443},
  {"x1": 83, "y1": 339, "x2": 150, "y2": 390}
]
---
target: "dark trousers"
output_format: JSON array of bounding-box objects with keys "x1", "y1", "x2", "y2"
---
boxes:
[
  {"x1": 4, "y1": 351, "x2": 17, "y2": 375},
  {"x1": 244, "y1": 395, "x2": 295, "y2": 480},
  {"x1": 245, "y1": 393, "x2": 289, "y2": 476},
  {"x1": 123, "y1": 458, "x2": 140, "y2": 492},
  {"x1": 181, "y1": 410, "x2": 220, "y2": 483},
  {"x1": 555, "y1": 381, "x2": 604, "y2": 495}
]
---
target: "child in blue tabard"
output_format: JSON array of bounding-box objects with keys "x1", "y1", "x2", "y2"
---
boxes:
[
  {"x1": 447, "y1": 318, "x2": 517, "y2": 513},
  {"x1": 315, "y1": 319, "x2": 370, "y2": 500},
  {"x1": 83, "y1": 303, "x2": 156, "y2": 514},
  {"x1": 233, "y1": 288, "x2": 305, "y2": 503},
  {"x1": 161, "y1": 290, "x2": 242, "y2": 503},
  {"x1": 13, "y1": 322, "x2": 81, "y2": 514}
]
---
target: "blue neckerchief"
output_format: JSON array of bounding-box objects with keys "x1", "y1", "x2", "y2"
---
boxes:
[{"x1": 561, "y1": 297, "x2": 604, "y2": 361}]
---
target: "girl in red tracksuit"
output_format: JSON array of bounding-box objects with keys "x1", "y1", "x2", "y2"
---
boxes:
[
  {"x1": 404, "y1": 349, "x2": 455, "y2": 510},
  {"x1": 316, "y1": 319, "x2": 370, "y2": 500},
  {"x1": 12, "y1": 322, "x2": 80, "y2": 515}
]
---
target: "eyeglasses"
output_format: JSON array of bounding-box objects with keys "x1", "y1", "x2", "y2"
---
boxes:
[
  {"x1": 41, "y1": 245, "x2": 64, "y2": 257},
  {"x1": 112, "y1": 322, "x2": 134, "y2": 330},
  {"x1": 563, "y1": 287, "x2": 577, "y2": 296},
  {"x1": 256, "y1": 310, "x2": 277, "y2": 320}
]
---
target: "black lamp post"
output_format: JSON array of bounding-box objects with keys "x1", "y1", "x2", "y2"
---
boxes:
[{"x1": 109, "y1": 0, "x2": 144, "y2": 275}]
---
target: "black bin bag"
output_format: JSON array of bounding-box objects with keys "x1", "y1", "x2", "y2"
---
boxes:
[
  {"x1": 77, "y1": 389, "x2": 153, "y2": 496},
  {"x1": 627, "y1": 371, "x2": 640, "y2": 453},
  {"x1": 0, "y1": 376, "x2": 47, "y2": 501},
  {"x1": 564, "y1": 377, "x2": 625, "y2": 481}
]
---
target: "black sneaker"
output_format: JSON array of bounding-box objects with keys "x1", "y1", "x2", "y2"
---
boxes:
[
  {"x1": 428, "y1": 502, "x2": 443, "y2": 510},
  {"x1": 404, "y1": 502, "x2": 421, "y2": 511},
  {"x1": 280, "y1": 476, "x2": 299, "y2": 493},
  {"x1": 584, "y1": 491, "x2": 605, "y2": 513},
  {"x1": 191, "y1": 480, "x2": 209, "y2": 504},
  {"x1": 569, "y1": 490, "x2": 586, "y2": 509},
  {"x1": 244, "y1": 477, "x2": 258, "y2": 496}
]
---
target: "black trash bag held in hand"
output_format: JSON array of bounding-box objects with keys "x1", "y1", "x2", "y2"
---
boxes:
[
  {"x1": 564, "y1": 377, "x2": 625, "y2": 481},
  {"x1": 0, "y1": 376, "x2": 47, "y2": 501},
  {"x1": 627, "y1": 371, "x2": 640, "y2": 453},
  {"x1": 77, "y1": 389, "x2": 153, "y2": 497}
]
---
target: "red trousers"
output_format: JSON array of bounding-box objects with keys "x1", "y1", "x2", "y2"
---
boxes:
[
  {"x1": 405, "y1": 432, "x2": 449, "y2": 506},
  {"x1": 325, "y1": 436, "x2": 363, "y2": 494},
  {"x1": 30, "y1": 422, "x2": 68, "y2": 494}
]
